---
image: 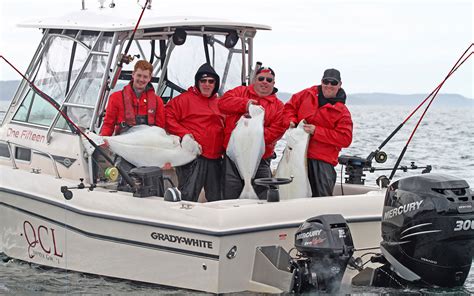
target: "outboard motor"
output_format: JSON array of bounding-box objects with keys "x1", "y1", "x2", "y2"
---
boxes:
[
  {"x1": 290, "y1": 214, "x2": 354, "y2": 293},
  {"x1": 370, "y1": 174, "x2": 474, "y2": 287}
]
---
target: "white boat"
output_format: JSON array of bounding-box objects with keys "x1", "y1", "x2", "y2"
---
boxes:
[{"x1": 1, "y1": 4, "x2": 471, "y2": 294}]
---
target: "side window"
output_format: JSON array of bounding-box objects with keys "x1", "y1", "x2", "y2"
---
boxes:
[
  {"x1": 0, "y1": 143, "x2": 10, "y2": 158},
  {"x1": 15, "y1": 147, "x2": 31, "y2": 161}
]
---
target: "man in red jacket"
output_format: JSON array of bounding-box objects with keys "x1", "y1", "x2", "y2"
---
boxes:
[
  {"x1": 218, "y1": 67, "x2": 286, "y2": 200},
  {"x1": 165, "y1": 63, "x2": 224, "y2": 202},
  {"x1": 284, "y1": 68, "x2": 353, "y2": 197},
  {"x1": 100, "y1": 60, "x2": 165, "y2": 136}
]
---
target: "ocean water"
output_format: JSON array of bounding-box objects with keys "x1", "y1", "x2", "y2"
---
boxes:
[{"x1": 0, "y1": 102, "x2": 473, "y2": 295}]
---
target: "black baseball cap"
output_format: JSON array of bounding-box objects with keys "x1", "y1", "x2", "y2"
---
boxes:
[{"x1": 322, "y1": 68, "x2": 341, "y2": 83}]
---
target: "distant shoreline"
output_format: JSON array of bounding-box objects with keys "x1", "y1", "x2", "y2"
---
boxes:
[{"x1": 1, "y1": 80, "x2": 473, "y2": 106}]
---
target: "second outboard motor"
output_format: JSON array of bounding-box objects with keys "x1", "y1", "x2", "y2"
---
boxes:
[
  {"x1": 290, "y1": 214, "x2": 354, "y2": 293},
  {"x1": 372, "y1": 174, "x2": 474, "y2": 287}
]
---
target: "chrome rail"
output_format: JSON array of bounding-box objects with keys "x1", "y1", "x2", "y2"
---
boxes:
[{"x1": 0, "y1": 140, "x2": 61, "y2": 179}]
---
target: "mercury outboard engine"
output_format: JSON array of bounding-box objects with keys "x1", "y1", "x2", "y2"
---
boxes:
[
  {"x1": 290, "y1": 214, "x2": 355, "y2": 293},
  {"x1": 372, "y1": 174, "x2": 474, "y2": 287}
]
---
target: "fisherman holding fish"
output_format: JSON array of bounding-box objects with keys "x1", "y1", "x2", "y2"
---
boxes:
[
  {"x1": 100, "y1": 60, "x2": 165, "y2": 136},
  {"x1": 284, "y1": 68, "x2": 353, "y2": 197},
  {"x1": 165, "y1": 64, "x2": 225, "y2": 202},
  {"x1": 219, "y1": 67, "x2": 286, "y2": 200},
  {"x1": 99, "y1": 60, "x2": 165, "y2": 187}
]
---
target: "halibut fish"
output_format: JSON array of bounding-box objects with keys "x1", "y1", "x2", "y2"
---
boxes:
[
  {"x1": 226, "y1": 104, "x2": 265, "y2": 199},
  {"x1": 275, "y1": 120, "x2": 312, "y2": 199},
  {"x1": 104, "y1": 125, "x2": 200, "y2": 168}
]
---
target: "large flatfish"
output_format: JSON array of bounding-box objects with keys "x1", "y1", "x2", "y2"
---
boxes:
[
  {"x1": 275, "y1": 120, "x2": 312, "y2": 199},
  {"x1": 226, "y1": 104, "x2": 265, "y2": 199},
  {"x1": 104, "y1": 125, "x2": 200, "y2": 168}
]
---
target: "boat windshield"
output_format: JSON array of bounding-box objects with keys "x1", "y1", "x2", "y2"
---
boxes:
[{"x1": 12, "y1": 31, "x2": 113, "y2": 130}]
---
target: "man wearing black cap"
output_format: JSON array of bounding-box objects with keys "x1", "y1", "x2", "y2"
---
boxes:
[
  {"x1": 165, "y1": 63, "x2": 225, "y2": 202},
  {"x1": 218, "y1": 67, "x2": 286, "y2": 199},
  {"x1": 284, "y1": 68, "x2": 353, "y2": 197}
]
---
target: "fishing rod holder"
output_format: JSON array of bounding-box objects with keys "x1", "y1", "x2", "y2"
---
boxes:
[
  {"x1": 61, "y1": 178, "x2": 97, "y2": 200},
  {"x1": 339, "y1": 155, "x2": 432, "y2": 186},
  {"x1": 338, "y1": 155, "x2": 372, "y2": 185},
  {"x1": 367, "y1": 162, "x2": 432, "y2": 174}
]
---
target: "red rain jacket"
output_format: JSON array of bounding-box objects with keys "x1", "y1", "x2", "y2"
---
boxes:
[
  {"x1": 100, "y1": 83, "x2": 165, "y2": 136},
  {"x1": 284, "y1": 85, "x2": 353, "y2": 166},
  {"x1": 165, "y1": 86, "x2": 225, "y2": 159},
  {"x1": 218, "y1": 85, "x2": 286, "y2": 159}
]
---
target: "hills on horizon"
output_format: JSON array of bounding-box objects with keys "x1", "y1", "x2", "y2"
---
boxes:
[{"x1": 1, "y1": 80, "x2": 472, "y2": 107}]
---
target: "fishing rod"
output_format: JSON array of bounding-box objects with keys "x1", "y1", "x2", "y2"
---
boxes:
[
  {"x1": 388, "y1": 45, "x2": 472, "y2": 180},
  {"x1": 0, "y1": 55, "x2": 136, "y2": 189},
  {"x1": 110, "y1": 0, "x2": 150, "y2": 89},
  {"x1": 366, "y1": 43, "x2": 473, "y2": 165},
  {"x1": 339, "y1": 43, "x2": 472, "y2": 188}
]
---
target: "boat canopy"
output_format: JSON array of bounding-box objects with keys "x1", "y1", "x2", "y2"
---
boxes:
[
  {"x1": 18, "y1": 11, "x2": 272, "y2": 32},
  {"x1": 6, "y1": 9, "x2": 271, "y2": 145}
]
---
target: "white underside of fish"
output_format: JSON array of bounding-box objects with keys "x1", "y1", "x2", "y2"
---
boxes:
[
  {"x1": 104, "y1": 125, "x2": 200, "y2": 168},
  {"x1": 226, "y1": 105, "x2": 265, "y2": 199},
  {"x1": 275, "y1": 120, "x2": 312, "y2": 199}
]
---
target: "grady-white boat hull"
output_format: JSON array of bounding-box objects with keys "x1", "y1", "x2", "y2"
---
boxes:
[{"x1": 0, "y1": 166, "x2": 383, "y2": 293}]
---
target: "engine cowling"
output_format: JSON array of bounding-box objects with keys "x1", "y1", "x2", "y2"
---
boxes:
[{"x1": 381, "y1": 173, "x2": 474, "y2": 287}]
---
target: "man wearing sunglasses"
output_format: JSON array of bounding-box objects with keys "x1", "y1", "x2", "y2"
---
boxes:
[
  {"x1": 218, "y1": 67, "x2": 286, "y2": 200},
  {"x1": 165, "y1": 63, "x2": 225, "y2": 202},
  {"x1": 284, "y1": 68, "x2": 353, "y2": 197}
]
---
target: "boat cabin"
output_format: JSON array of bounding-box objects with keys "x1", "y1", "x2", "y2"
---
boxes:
[{"x1": 0, "y1": 9, "x2": 270, "y2": 184}]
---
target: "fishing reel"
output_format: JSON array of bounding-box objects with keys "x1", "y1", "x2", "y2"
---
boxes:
[
  {"x1": 120, "y1": 54, "x2": 141, "y2": 65},
  {"x1": 367, "y1": 150, "x2": 388, "y2": 164}
]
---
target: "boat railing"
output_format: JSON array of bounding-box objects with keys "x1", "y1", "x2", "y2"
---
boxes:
[{"x1": 0, "y1": 139, "x2": 61, "y2": 179}]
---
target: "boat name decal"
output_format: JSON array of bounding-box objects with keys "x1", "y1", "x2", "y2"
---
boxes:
[
  {"x1": 296, "y1": 229, "x2": 322, "y2": 240},
  {"x1": 150, "y1": 232, "x2": 213, "y2": 249},
  {"x1": 383, "y1": 200, "x2": 424, "y2": 220},
  {"x1": 22, "y1": 220, "x2": 63, "y2": 263},
  {"x1": 7, "y1": 127, "x2": 46, "y2": 143}
]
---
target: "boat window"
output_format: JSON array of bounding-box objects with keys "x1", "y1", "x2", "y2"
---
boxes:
[
  {"x1": 15, "y1": 146, "x2": 31, "y2": 162},
  {"x1": 167, "y1": 35, "x2": 243, "y2": 95},
  {"x1": 12, "y1": 89, "x2": 68, "y2": 129},
  {"x1": 0, "y1": 143, "x2": 10, "y2": 158},
  {"x1": 66, "y1": 35, "x2": 112, "y2": 127}
]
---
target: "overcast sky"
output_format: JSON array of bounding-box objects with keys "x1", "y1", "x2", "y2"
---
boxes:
[{"x1": 0, "y1": 0, "x2": 472, "y2": 98}]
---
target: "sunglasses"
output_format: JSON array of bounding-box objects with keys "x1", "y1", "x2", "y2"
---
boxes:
[
  {"x1": 322, "y1": 79, "x2": 339, "y2": 86},
  {"x1": 257, "y1": 76, "x2": 274, "y2": 83},
  {"x1": 199, "y1": 78, "x2": 215, "y2": 84}
]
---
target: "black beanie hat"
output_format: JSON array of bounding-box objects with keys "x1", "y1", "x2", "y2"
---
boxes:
[{"x1": 194, "y1": 63, "x2": 220, "y2": 97}]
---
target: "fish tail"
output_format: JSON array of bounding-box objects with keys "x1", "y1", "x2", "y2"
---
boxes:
[{"x1": 239, "y1": 182, "x2": 258, "y2": 199}]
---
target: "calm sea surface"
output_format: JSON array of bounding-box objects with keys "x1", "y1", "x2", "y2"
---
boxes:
[{"x1": 0, "y1": 102, "x2": 473, "y2": 295}]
